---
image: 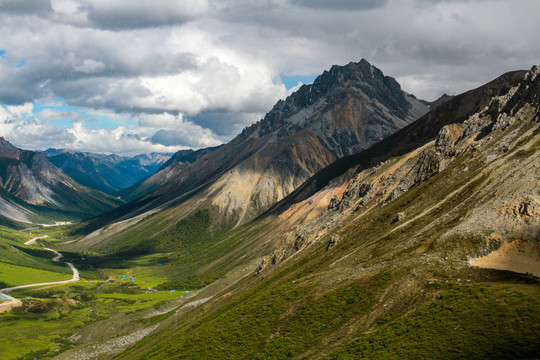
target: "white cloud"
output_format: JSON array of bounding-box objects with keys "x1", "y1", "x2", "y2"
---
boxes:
[
  {"x1": 37, "y1": 108, "x2": 85, "y2": 121},
  {"x1": 72, "y1": 59, "x2": 106, "y2": 74},
  {"x1": 0, "y1": 104, "x2": 210, "y2": 156},
  {"x1": 0, "y1": 0, "x2": 539, "y2": 154},
  {"x1": 136, "y1": 112, "x2": 225, "y2": 148}
]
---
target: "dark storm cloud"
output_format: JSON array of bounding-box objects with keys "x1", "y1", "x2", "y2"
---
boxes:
[
  {"x1": 0, "y1": 0, "x2": 53, "y2": 15},
  {"x1": 151, "y1": 129, "x2": 185, "y2": 146},
  {"x1": 151, "y1": 126, "x2": 220, "y2": 148},
  {"x1": 291, "y1": 0, "x2": 387, "y2": 10},
  {"x1": 81, "y1": 0, "x2": 209, "y2": 30},
  {"x1": 190, "y1": 111, "x2": 262, "y2": 137}
]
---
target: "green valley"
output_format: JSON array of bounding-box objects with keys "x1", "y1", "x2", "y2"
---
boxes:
[{"x1": 0, "y1": 61, "x2": 538, "y2": 360}]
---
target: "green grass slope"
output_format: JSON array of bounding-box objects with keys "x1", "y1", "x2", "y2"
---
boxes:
[{"x1": 111, "y1": 68, "x2": 540, "y2": 360}]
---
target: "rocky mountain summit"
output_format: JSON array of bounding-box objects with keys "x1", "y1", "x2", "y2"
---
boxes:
[
  {"x1": 104, "y1": 59, "x2": 430, "y2": 228},
  {"x1": 253, "y1": 59, "x2": 426, "y2": 156}
]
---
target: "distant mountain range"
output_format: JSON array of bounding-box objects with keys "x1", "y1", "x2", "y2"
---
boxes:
[
  {"x1": 43, "y1": 149, "x2": 172, "y2": 195},
  {"x1": 117, "y1": 145, "x2": 222, "y2": 201},
  {"x1": 0, "y1": 138, "x2": 123, "y2": 225}
]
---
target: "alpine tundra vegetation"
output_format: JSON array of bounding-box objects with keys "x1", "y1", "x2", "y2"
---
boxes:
[
  {"x1": 0, "y1": 62, "x2": 538, "y2": 359},
  {"x1": 0, "y1": 2, "x2": 539, "y2": 358}
]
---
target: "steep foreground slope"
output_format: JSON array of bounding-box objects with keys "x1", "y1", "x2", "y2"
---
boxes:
[
  {"x1": 56, "y1": 68, "x2": 539, "y2": 359},
  {"x1": 44, "y1": 149, "x2": 170, "y2": 195},
  {"x1": 94, "y1": 59, "x2": 429, "y2": 231},
  {"x1": 0, "y1": 138, "x2": 123, "y2": 223}
]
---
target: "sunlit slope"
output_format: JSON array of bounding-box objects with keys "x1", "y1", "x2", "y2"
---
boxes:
[
  {"x1": 113, "y1": 67, "x2": 539, "y2": 359},
  {"x1": 74, "y1": 59, "x2": 430, "y2": 235}
]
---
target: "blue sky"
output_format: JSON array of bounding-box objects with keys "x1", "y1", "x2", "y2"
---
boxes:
[
  {"x1": 281, "y1": 74, "x2": 318, "y2": 91},
  {"x1": 32, "y1": 101, "x2": 135, "y2": 129}
]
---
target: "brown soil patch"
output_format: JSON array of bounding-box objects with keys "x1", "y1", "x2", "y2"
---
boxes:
[{"x1": 470, "y1": 239, "x2": 540, "y2": 276}]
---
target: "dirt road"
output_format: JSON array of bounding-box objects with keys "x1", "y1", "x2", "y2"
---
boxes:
[{"x1": 0, "y1": 239, "x2": 79, "y2": 312}]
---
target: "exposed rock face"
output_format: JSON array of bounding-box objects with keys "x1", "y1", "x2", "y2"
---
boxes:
[
  {"x1": 340, "y1": 182, "x2": 372, "y2": 210},
  {"x1": 384, "y1": 149, "x2": 440, "y2": 203},
  {"x1": 410, "y1": 149, "x2": 440, "y2": 184},
  {"x1": 0, "y1": 144, "x2": 72, "y2": 205},
  {"x1": 0, "y1": 138, "x2": 123, "y2": 221},
  {"x1": 257, "y1": 59, "x2": 423, "y2": 158},
  {"x1": 326, "y1": 235, "x2": 340, "y2": 251},
  {"x1": 107, "y1": 59, "x2": 430, "y2": 227},
  {"x1": 268, "y1": 70, "x2": 527, "y2": 217},
  {"x1": 435, "y1": 124, "x2": 466, "y2": 157},
  {"x1": 435, "y1": 65, "x2": 539, "y2": 163},
  {"x1": 0, "y1": 137, "x2": 21, "y2": 159}
]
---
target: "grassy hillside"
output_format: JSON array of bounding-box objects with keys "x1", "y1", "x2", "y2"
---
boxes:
[
  {"x1": 0, "y1": 226, "x2": 72, "y2": 285},
  {"x1": 2, "y1": 68, "x2": 538, "y2": 360},
  {"x1": 326, "y1": 283, "x2": 540, "y2": 359},
  {"x1": 110, "y1": 71, "x2": 540, "y2": 359},
  {"x1": 0, "y1": 224, "x2": 194, "y2": 359}
]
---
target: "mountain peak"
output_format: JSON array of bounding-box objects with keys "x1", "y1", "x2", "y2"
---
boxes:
[
  {"x1": 109, "y1": 60, "x2": 429, "y2": 228},
  {"x1": 258, "y1": 59, "x2": 414, "y2": 138}
]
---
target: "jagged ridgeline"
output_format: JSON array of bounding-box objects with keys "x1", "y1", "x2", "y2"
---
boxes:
[
  {"x1": 47, "y1": 63, "x2": 540, "y2": 360},
  {"x1": 72, "y1": 59, "x2": 433, "y2": 239},
  {"x1": 91, "y1": 67, "x2": 538, "y2": 359},
  {"x1": 43, "y1": 149, "x2": 171, "y2": 195}
]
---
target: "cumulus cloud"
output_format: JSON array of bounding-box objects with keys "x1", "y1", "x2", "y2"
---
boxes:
[
  {"x1": 0, "y1": 0, "x2": 539, "y2": 155},
  {"x1": 0, "y1": 104, "x2": 206, "y2": 155},
  {"x1": 2, "y1": 0, "x2": 209, "y2": 29},
  {"x1": 138, "y1": 112, "x2": 225, "y2": 148},
  {"x1": 0, "y1": 104, "x2": 76, "y2": 150}
]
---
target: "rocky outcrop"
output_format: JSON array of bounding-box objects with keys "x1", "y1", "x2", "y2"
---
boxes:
[
  {"x1": 503, "y1": 196, "x2": 540, "y2": 218},
  {"x1": 340, "y1": 182, "x2": 373, "y2": 210},
  {"x1": 435, "y1": 124, "x2": 466, "y2": 157},
  {"x1": 435, "y1": 65, "x2": 539, "y2": 163},
  {"x1": 326, "y1": 235, "x2": 340, "y2": 251},
  {"x1": 392, "y1": 212, "x2": 406, "y2": 223},
  {"x1": 384, "y1": 149, "x2": 440, "y2": 203},
  {"x1": 410, "y1": 150, "x2": 440, "y2": 184}
]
